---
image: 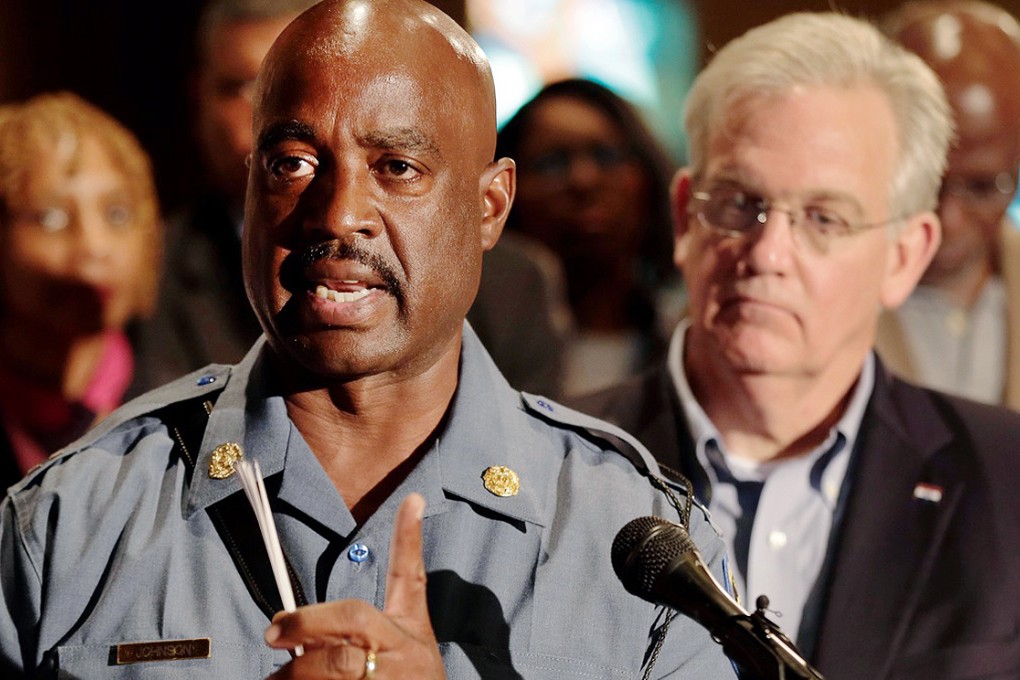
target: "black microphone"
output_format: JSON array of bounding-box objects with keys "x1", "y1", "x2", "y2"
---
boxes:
[{"x1": 612, "y1": 516, "x2": 825, "y2": 680}]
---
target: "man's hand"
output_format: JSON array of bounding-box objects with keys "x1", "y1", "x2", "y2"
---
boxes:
[{"x1": 265, "y1": 494, "x2": 445, "y2": 679}]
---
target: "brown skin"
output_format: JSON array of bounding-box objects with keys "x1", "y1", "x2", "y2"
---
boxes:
[
  {"x1": 244, "y1": 1, "x2": 515, "y2": 676},
  {"x1": 891, "y1": 2, "x2": 1020, "y2": 307}
]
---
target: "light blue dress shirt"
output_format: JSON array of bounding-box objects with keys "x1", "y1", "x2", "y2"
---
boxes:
[{"x1": 668, "y1": 322, "x2": 873, "y2": 643}]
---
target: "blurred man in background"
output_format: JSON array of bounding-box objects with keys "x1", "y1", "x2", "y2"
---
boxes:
[
  {"x1": 879, "y1": 0, "x2": 1020, "y2": 409},
  {"x1": 134, "y1": 0, "x2": 316, "y2": 391}
]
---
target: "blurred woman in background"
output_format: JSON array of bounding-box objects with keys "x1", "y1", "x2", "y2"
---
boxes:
[
  {"x1": 0, "y1": 92, "x2": 162, "y2": 489},
  {"x1": 497, "y1": 78, "x2": 680, "y2": 396}
]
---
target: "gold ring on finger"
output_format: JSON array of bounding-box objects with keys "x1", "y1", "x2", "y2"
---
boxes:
[{"x1": 363, "y1": 649, "x2": 377, "y2": 679}]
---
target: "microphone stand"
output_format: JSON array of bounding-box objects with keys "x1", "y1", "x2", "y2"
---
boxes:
[{"x1": 711, "y1": 597, "x2": 825, "y2": 680}]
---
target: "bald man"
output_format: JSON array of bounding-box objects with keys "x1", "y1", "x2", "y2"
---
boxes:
[
  {"x1": 0, "y1": 1, "x2": 735, "y2": 678},
  {"x1": 135, "y1": 0, "x2": 568, "y2": 400},
  {"x1": 879, "y1": 1, "x2": 1020, "y2": 409}
]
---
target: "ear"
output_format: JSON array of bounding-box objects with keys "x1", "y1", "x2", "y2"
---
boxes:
[
  {"x1": 879, "y1": 210, "x2": 941, "y2": 309},
  {"x1": 479, "y1": 157, "x2": 516, "y2": 252},
  {"x1": 671, "y1": 169, "x2": 694, "y2": 270}
]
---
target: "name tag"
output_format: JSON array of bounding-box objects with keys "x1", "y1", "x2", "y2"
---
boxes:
[{"x1": 115, "y1": 638, "x2": 211, "y2": 664}]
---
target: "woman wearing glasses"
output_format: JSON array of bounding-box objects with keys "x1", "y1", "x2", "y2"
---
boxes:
[
  {"x1": 497, "y1": 79, "x2": 680, "y2": 396},
  {"x1": 0, "y1": 93, "x2": 163, "y2": 490}
]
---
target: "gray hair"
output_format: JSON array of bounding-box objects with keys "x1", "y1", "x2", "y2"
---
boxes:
[{"x1": 684, "y1": 12, "x2": 954, "y2": 217}]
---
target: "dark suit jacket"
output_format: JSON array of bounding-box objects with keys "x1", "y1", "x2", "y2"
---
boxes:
[{"x1": 572, "y1": 358, "x2": 1020, "y2": 680}]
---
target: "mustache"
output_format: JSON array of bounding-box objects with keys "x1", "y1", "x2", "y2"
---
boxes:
[{"x1": 279, "y1": 240, "x2": 404, "y2": 304}]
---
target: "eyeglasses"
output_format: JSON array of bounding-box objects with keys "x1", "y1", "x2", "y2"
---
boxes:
[
  {"x1": 939, "y1": 171, "x2": 1016, "y2": 206},
  {"x1": 12, "y1": 204, "x2": 135, "y2": 234},
  {"x1": 522, "y1": 143, "x2": 635, "y2": 180},
  {"x1": 689, "y1": 186, "x2": 898, "y2": 254}
]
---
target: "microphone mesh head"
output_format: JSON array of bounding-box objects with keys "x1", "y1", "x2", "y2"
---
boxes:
[{"x1": 611, "y1": 516, "x2": 698, "y2": 598}]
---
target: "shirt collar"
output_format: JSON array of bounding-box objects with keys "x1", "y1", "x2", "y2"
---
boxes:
[
  {"x1": 429, "y1": 323, "x2": 549, "y2": 527},
  {"x1": 666, "y1": 321, "x2": 875, "y2": 500},
  {"x1": 185, "y1": 325, "x2": 549, "y2": 528},
  {"x1": 667, "y1": 320, "x2": 720, "y2": 458},
  {"x1": 185, "y1": 337, "x2": 289, "y2": 517}
]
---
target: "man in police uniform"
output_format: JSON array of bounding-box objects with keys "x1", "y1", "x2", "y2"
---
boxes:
[{"x1": 0, "y1": 1, "x2": 735, "y2": 678}]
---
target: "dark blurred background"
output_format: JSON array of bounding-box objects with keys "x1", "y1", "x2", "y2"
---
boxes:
[{"x1": 4, "y1": 0, "x2": 1019, "y2": 215}]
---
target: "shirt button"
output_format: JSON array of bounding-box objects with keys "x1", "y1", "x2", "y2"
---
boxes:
[
  {"x1": 768, "y1": 530, "x2": 788, "y2": 550},
  {"x1": 824, "y1": 481, "x2": 840, "y2": 502},
  {"x1": 945, "y1": 309, "x2": 968, "y2": 336},
  {"x1": 347, "y1": 543, "x2": 370, "y2": 563}
]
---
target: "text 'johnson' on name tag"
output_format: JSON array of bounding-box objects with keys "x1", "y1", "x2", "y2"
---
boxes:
[{"x1": 115, "y1": 638, "x2": 211, "y2": 664}]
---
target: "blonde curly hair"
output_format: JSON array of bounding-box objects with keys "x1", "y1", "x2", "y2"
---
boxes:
[{"x1": 0, "y1": 91, "x2": 162, "y2": 318}]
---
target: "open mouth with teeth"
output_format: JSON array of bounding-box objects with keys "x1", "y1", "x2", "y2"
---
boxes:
[
  {"x1": 313, "y1": 282, "x2": 375, "y2": 303},
  {"x1": 277, "y1": 242, "x2": 404, "y2": 328},
  {"x1": 291, "y1": 276, "x2": 392, "y2": 329}
]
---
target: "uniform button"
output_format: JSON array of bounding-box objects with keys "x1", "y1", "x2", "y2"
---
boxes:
[
  {"x1": 768, "y1": 530, "x2": 787, "y2": 550},
  {"x1": 348, "y1": 543, "x2": 370, "y2": 563},
  {"x1": 196, "y1": 375, "x2": 217, "y2": 386}
]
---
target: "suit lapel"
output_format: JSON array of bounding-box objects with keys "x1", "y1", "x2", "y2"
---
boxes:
[
  {"x1": 811, "y1": 364, "x2": 963, "y2": 679},
  {"x1": 630, "y1": 368, "x2": 710, "y2": 503}
]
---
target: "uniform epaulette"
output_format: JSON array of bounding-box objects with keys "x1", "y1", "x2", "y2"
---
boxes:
[
  {"x1": 17, "y1": 365, "x2": 233, "y2": 485},
  {"x1": 519, "y1": 392, "x2": 696, "y2": 527}
]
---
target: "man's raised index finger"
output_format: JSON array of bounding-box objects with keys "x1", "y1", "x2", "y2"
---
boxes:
[{"x1": 382, "y1": 493, "x2": 430, "y2": 624}]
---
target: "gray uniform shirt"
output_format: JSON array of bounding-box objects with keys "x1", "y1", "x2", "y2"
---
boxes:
[{"x1": 0, "y1": 326, "x2": 735, "y2": 679}]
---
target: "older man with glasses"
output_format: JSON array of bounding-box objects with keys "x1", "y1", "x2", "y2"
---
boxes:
[
  {"x1": 573, "y1": 11, "x2": 1020, "y2": 680},
  {"x1": 877, "y1": 0, "x2": 1020, "y2": 409}
]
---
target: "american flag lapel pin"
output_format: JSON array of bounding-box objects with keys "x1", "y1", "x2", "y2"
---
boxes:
[{"x1": 913, "y1": 482, "x2": 943, "y2": 503}]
